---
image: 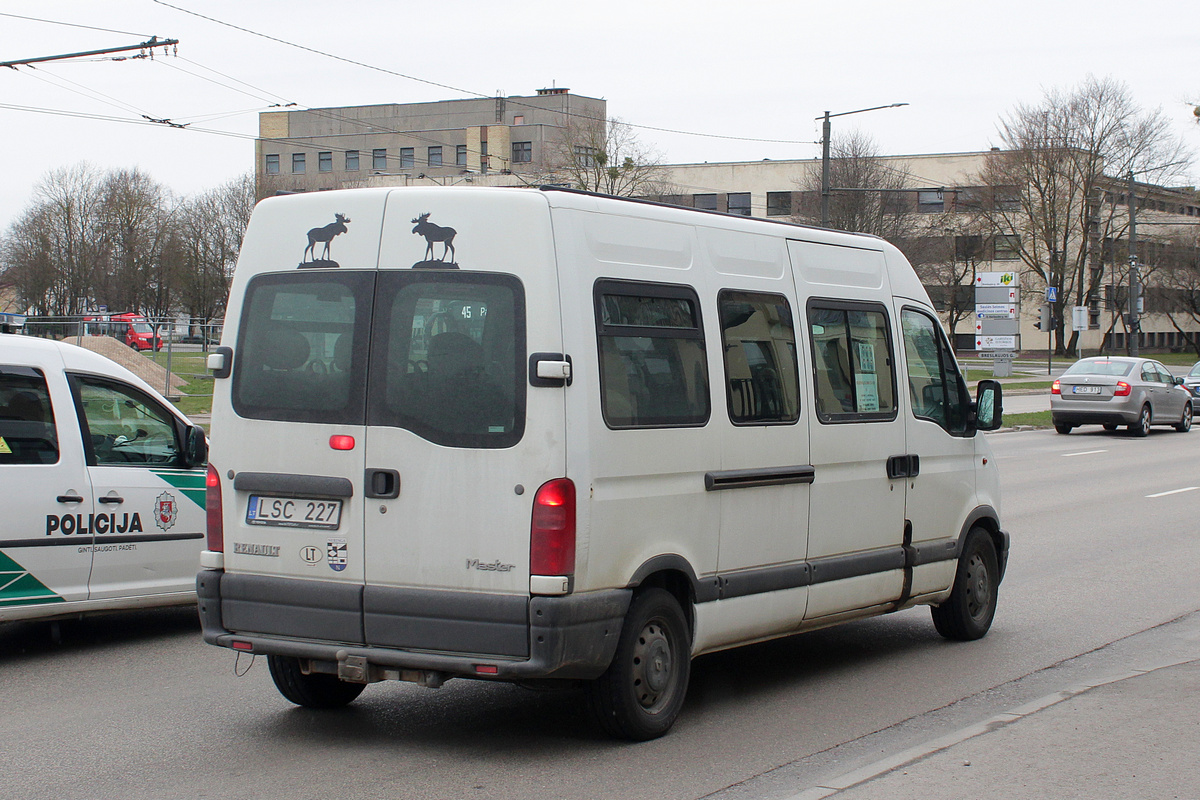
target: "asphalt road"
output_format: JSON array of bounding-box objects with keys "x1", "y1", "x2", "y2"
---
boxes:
[{"x1": 2, "y1": 427, "x2": 1197, "y2": 800}]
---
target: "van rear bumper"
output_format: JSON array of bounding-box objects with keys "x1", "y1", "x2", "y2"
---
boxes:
[{"x1": 196, "y1": 571, "x2": 631, "y2": 681}]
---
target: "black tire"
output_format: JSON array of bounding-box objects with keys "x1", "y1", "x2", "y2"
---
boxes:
[
  {"x1": 1054, "y1": 422, "x2": 1073, "y2": 434},
  {"x1": 1129, "y1": 404, "x2": 1151, "y2": 437},
  {"x1": 267, "y1": 655, "x2": 366, "y2": 709},
  {"x1": 1174, "y1": 403, "x2": 1192, "y2": 433},
  {"x1": 584, "y1": 588, "x2": 690, "y2": 741},
  {"x1": 931, "y1": 527, "x2": 999, "y2": 641}
]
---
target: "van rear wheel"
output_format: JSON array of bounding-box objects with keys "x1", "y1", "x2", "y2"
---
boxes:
[
  {"x1": 267, "y1": 655, "x2": 366, "y2": 708},
  {"x1": 584, "y1": 588, "x2": 690, "y2": 741},
  {"x1": 932, "y1": 527, "x2": 998, "y2": 641}
]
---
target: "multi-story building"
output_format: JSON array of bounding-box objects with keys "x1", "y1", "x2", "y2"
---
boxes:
[
  {"x1": 255, "y1": 88, "x2": 605, "y2": 195},
  {"x1": 653, "y1": 153, "x2": 1200, "y2": 354}
]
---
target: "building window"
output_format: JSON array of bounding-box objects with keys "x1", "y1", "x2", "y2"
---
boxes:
[
  {"x1": 993, "y1": 234, "x2": 1021, "y2": 261},
  {"x1": 292, "y1": 153, "x2": 306, "y2": 174},
  {"x1": 766, "y1": 191, "x2": 792, "y2": 216},
  {"x1": 399, "y1": 147, "x2": 414, "y2": 169},
  {"x1": 265, "y1": 154, "x2": 280, "y2": 175},
  {"x1": 372, "y1": 148, "x2": 387, "y2": 171},
  {"x1": 513, "y1": 115, "x2": 525, "y2": 125},
  {"x1": 693, "y1": 194, "x2": 718, "y2": 211},
  {"x1": 512, "y1": 141, "x2": 532, "y2": 163},
  {"x1": 427, "y1": 146, "x2": 442, "y2": 167},
  {"x1": 318, "y1": 152, "x2": 333, "y2": 172},
  {"x1": 727, "y1": 193, "x2": 751, "y2": 216},
  {"x1": 456, "y1": 144, "x2": 467, "y2": 167},
  {"x1": 345, "y1": 150, "x2": 359, "y2": 171},
  {"x1": 917, "y1": 190, "x2": 944, "y2": 213},
  {"x1": 575, "y1": 145, "x2": 598, "y2": 167},
  {"x1": 480, "y1": 142, "x2": 488, "y2": 174}
]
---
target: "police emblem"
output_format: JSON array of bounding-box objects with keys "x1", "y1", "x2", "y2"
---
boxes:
[
  {"x1": 155, "y1": 491, "x2": 177, "y2": 531},
  {"x1": 327, "y1": 538, "x2": 347, "y2": 572}
]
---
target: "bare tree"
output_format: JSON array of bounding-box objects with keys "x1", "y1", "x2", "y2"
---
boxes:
[
  {"x1": 175, "y1": 173, "x2": 255, "y2": 325},
  {"x1": 98, "y1": 168, "x2": 178, "y2": 316},
  {"x1": 544, "y1": 116, "x2": 672, "y2": 197},
  {"x1": 793, "y1": 130, "x2": 923, "y2": 242},
  {"x1": 970, "y1": 76, "x2": 1191, "y2": 353}
]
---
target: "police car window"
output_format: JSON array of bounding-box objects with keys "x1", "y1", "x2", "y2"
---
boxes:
[
  {"x1": 0, "y1": 368, "x2": 59, "y2": 465},
  {"x1": 233, "y1": 273, "x2": 373, "y2": 424},
  {"x1": 808, "y1": 302, "x2": 897, "y2": 422},
  {"x1": 369, "y1": 272, "x2": 525, "y2": 449},
  {"x1": 74, "y1": 377, "x2": 180, "y2": 466},
  {"x1": 594, "y1": 280, "x2": 709, "y2": 428},
  {"x1": 718, "y1": 291, "x2": 800, "y2": 425}
]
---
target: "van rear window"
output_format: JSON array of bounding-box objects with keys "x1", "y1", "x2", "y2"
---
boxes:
[
  {"x1": 233, "y1": 273, "x2": 373, "y2": 424},
  {"x1": 368, "y1": 272, "x2": 526, "y2": 449}
]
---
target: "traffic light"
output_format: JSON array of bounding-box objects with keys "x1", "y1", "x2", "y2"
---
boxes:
[{"x1": 1037, "y1": 303, "x2": 1052, "y2": 331}]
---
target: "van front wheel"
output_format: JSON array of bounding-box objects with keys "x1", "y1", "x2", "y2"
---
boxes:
[
  {"x1": 267, "y1": 655, "x2": 366, "y2": 709},
  {"x1": 931, "y1": 528, "x2": 999, "y2": 641},
  {"x1": 584, "y1": 588, "x2": 690, "y2": 741}
]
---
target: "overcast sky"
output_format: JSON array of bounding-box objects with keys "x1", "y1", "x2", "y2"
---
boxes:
[{"x1": 2, "y1": 0, "x2": 1197, "y2": 233}]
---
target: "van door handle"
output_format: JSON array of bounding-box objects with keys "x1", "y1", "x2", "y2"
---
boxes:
[
  {"x1": 886, "y1": 454, "x2": 920, "y2": 479},
  {"x1": 98, "y1": 495, "x2": 125, "y2": 505},
  {"x1": 56, "y1": 494, "x2": 85, "y2": 504},
  {"x1": 364, "y1": 469, "x2": 401, "y2": 499}
]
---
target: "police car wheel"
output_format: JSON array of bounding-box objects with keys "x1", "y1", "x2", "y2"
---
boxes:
[
  {"x1": 267, "y1": 655, "x2": 365, "y2": 709},
  {"x1": 584, "y1": 588, "x2": 690, "y2": 741}
]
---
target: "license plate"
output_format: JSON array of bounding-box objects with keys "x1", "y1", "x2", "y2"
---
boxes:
[
  {"x1": 246, "y1": 495, "x2": 342, "y2": 530},
  {"x1": 1072, "y1": 386, "x2": 1102, "y2": 394}
]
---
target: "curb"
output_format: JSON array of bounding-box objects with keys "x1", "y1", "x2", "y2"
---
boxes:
[{"x1": 783, "y1": 657, "x2": 1198, "y2": 799}]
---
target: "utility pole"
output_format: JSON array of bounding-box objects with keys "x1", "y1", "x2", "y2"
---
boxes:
[
  {"x1": 1127, "y1": 170, "x2": 1140, "y2": 357},
  {"x1": 816, "y1": 103, "x2": 908, "y2": 228}
]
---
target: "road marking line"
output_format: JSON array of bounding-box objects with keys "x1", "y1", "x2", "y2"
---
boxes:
[
  {"x1": 1146, "y1": 487, "x2": 1199, "y2": 498},
  {"x1": 1063, "y1": 449, "x2": 1107, "y2": 457}
]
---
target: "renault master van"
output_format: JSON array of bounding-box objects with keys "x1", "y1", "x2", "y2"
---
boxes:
[
  {"x1": 199, "y1": 187, "x2": 1006, "y2": 740},
  {"x1": 1, "y1": 335, "x2": 208, "y2": 623}
]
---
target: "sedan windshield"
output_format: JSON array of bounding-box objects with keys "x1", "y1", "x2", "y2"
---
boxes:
[{"x1": 1063, "y1": 359, "x2": 1134, "y2": 377}]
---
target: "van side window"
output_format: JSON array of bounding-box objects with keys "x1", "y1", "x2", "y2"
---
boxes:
[
  {"x1": 808, "y1": 301, "x2": 897, "y2": 422},
  {"x1": 232, "y1": 273, "x2": 373, "y2": 424},
  {"x1": 901, "y1": 309, "x2": 969, "y2": 434},
  {"x1": 369, "y1": 272, "x2": 525, "y2": 449},
  {"x1": 718, "y1": 291, "x2": 800, "y2": 424},
  {"x1": 0, "y1": 367, "x2": 59, "y2": 465},
  {"x1": 595, "y1": 280, "x2": 709, "y2": 428},
  {"x1": 73, "y1": 377, "x2": 181, "y2": 466}
]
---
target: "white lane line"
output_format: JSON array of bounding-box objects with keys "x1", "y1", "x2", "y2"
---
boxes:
[
  {"x1": 1063, "y1": 449, "x2": 1107, "y2": 457},
  {"x1": 1146, "y1": 487, "x2": 1199, "y2": 498}
]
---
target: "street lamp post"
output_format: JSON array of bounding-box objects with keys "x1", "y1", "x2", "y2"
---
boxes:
[{"x1": 817, "y1": 103, "x2": 908, "y2": 227}]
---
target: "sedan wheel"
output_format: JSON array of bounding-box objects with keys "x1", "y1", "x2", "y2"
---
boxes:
[
  {"x1": 1175, "y1": 403, "x2": 1192, "y2": 433},
  {"x1": 1129, "y1": 404, "x2": 1151, "y2": 437}
]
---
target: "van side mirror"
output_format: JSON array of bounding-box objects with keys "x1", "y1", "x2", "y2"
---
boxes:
[
  {"x1": 183, "y1": 424, "x2": 209, "y2": 468},
  {"x1": 974, "y1": 380, "x2": 1003, "y2": 432}
]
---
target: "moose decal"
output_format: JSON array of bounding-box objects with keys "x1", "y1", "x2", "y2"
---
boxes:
[
  {"x1": 411, "y1": 213, "x2": 458, "y2": 268},
  {"x1": 300, "y1": 213, "x2": 351, "y2": 268}
]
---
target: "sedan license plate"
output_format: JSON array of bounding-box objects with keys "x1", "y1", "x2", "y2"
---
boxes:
[
  {"x1": 246, "y1": 495, "x2": 342, "y2": 530},
  {"x1": 1072, "y1": 386, "x2": 1102, "y2": 394}
]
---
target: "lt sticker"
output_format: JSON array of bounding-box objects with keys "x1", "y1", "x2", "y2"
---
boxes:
[{"x1": 327, "y1": 538, "x2": 348, "y2": 572}]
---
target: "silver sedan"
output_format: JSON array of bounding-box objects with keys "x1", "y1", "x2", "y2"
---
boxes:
[{"x1": 1051, "y1": 356, "x2": 1192, "y2": 436}]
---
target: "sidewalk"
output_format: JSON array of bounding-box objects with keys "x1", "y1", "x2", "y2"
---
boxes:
[{"x1": 790, "y1": 659, "x2": 1200, "y2": 799}]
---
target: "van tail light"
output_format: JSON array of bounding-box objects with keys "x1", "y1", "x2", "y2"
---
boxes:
[
  {"x1": 1114, "y1": 381, "x2": 1132, "y2": 397},
  {"x1": 206, "y1": 464, "x2": 224, "y2": 552},
  {"x1": 530, "y1": 478, "x2": 575, "y2": 576},
  {"x1": 1051, "y1": 380, "x2": 1061, "y2": 395}
]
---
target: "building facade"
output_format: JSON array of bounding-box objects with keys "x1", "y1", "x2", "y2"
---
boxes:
[{"x1": 255, "y1": 89, "x2": 605, "y2": 195}]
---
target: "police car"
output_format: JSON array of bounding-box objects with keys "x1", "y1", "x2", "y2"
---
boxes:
[{"x1": 1, "y1": 334, "x2": 208, "y2": 622}]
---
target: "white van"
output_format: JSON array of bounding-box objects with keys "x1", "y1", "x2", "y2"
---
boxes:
[
  {"x1": 1, "y1": 335, "x2": 209, "y2": 623},
  {"x1": 199, "y1": 187, "x2": 1006, "y2": 740}
]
